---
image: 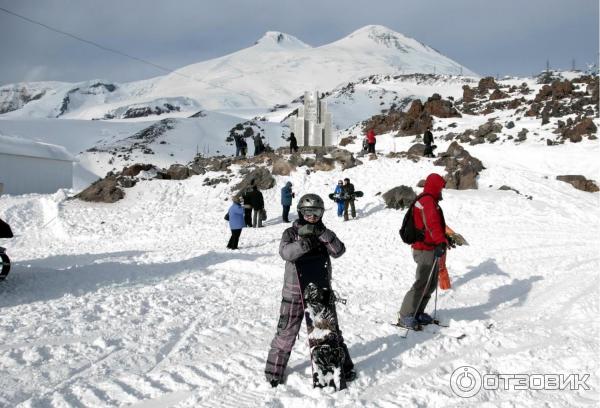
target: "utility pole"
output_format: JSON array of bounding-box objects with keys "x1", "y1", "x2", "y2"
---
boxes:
[{"x1": 546, "y1": 59, "x2": 550, "y2": 72}]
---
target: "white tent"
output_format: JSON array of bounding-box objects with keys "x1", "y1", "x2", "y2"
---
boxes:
[{"x1": 0, "y1": 134, "x2": 75, "y2": 195}]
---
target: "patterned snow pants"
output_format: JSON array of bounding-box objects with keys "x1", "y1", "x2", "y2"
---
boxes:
[{"x1": 265, "y1": 292, "x2": 354, "y2": 382}]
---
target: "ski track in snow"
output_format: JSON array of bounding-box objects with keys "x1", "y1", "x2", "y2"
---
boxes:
[{"x1": 0, "y1": 135, "x2": 599, "y2": 407}]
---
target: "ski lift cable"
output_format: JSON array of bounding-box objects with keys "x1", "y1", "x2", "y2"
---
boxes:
[{"x1": 0, "y1": 6, "x2": 256, "y2": 101}]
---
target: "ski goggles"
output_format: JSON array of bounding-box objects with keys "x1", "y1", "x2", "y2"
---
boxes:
[{"x1": 299, "y1": 207, "x2": 324, "y2": 218}]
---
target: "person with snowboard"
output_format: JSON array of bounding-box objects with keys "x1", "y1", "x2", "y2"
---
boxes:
[
  {"x1": 265, "y1": 194, "x2": 356, "y2": 387},
  {"x1": 397, "y1": 173, "x2": 448, "y2": 329},
  {"x1": 423, "y1": 126, "x2": 435, "y2": 158},
  {"x1": 342, "y1": 178, "x2": 356, "y2": 221},
  {"x1": 226, "y1": 196, "x2": 245, "y2": 250},
  {"x1": 289, "y1": 132, "x2": 298, "y2": 154},
  {"x1": 281, "y1": 181, "x2": 295, "y2": 223},
  {"x1": 333, "y1": 180, "x2": 344, "y2": 217},
  {"x1": 366, "y1": 128, "x2": 377, "y2": 154}
]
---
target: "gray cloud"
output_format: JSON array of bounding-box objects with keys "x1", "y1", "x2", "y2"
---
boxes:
[{"x1": 0, "y1": 0, "x2": 597, "y2": 85}]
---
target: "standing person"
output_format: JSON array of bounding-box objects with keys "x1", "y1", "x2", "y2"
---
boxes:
[
  {"x1": 397, "y1": 173, "x2": 448, "y2": 329},
  {"x1": 240, "y1": 138, "x2": 248, "y2": 157},
  {"x1": 333, "y1": 180, "x2": 344, "y2": 217},
  {"x1": 280, "y1": 181, "x2": 294, "y2": 223},
  {"x1": 226, "y1": 196, "x2": 245, "y2": 250},
  {"x1": 366, "y1": 128, "x2": 376, "y2": 154},
  {"x1": 234, "y1": 134, "x2": 242, "y2": 157},
  {"x1": 423, "y1": 126, "x2": 435, "y2": 158},
  {"x1": 242, "y1": 187, "x2": 253, "y2": 227},
  {"x1": 289, "y1": 132, "x2": 298, "y2": 154},
  {"x1": 247, "y1": 185, "x2": 265, "y2": 228},
  {"x1": 254, "y1": 134, "x2": 264, "y2": 156},
  {"x1": 342, "y1": 178, "x2": 356, "y2": 221},
  {"x1": 264, "y1": 194, "x2": 356, "y2": 387}
]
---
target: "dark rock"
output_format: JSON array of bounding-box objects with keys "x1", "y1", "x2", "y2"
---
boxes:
[
  {"x1": 517, "y1": 128, "x2": 528, "y2": 141},
  {"x1": 382, "y1": 186, "x2": 417, "y2": 209},
  {"x1": 234, "y1": 167, "x2": 275, "y2": 193},
  {"x1": 167, "y1": 164, "x2": 193, "y2": 180},
  {"x1": 506, "y1": 121, "x2": 515, "y2": 129},
  {"x1": 407, "y1": 143, "x2": 427, "y2": 156},
  {"x1": 339, "y1": 136, "x2": 356, "y2": 146},
  {"x1": 75, "y1": 177, "x2": 125, "y2": 203},
  {"x1": 122, "y1": 163, "x2": 155, "y2": 177},
  {"x1": 556, "y1": 175, "x2": 599, "y2": 192}
]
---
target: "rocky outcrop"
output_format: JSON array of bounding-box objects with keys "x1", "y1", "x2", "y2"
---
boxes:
[
  {"x1": 74, "y1": 177, "x2": 125, "y2": 203},
  {"x1": 233, "y1": 167, "x2": 275, "y2": 194},
  {"x1": 434, "y1": 142, "x2": 484, "y2": 190},
  {"x1": 382, "y1": 186, "x2": 417, "y2": 209},
  {"x1": 556, "y1": 175, "x2": 599, "y2": 192},
  {"x1": 423, "y1": 93, "x2": 462, "y2": 118}
]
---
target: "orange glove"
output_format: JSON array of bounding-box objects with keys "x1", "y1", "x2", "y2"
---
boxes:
[{"x1": 438, "y1": 253, "x2": 451, "y2": 290}]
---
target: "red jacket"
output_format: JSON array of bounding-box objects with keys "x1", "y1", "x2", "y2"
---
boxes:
[
  {"x1": 412, "y1": 173, "x2": 447, "y2": 251},
  {"x1": 367, "y1": 129, "x2": 376, "y2": 144}
]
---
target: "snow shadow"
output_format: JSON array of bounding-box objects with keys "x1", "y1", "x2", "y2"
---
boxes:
[
  {"x1": 448, "y1": 259, "x2": 543, "y2": 321},
  {"x1": 357, "y1": 203, "x2": 386, "y2": 218},
  {"x1": 0, "y1": 250, "x2": 265, "y2": 308}
]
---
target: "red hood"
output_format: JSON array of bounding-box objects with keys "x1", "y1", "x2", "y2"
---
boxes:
[{"x1": 423, "y1": 173, "x2": 446, "y2": 199}]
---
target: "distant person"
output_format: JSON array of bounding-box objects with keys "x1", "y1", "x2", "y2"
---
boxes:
[
  {"x1": 423, "y1": 126, "x2": 435, "y2": 158},
  {"x1": 280, "y1": 181, "x2": 295, "y2": 223},
  {"x1": 234, "y1": 134, "x2": 243, "y2": 157},
  {"x1": 254, "y1": 134, "x2": 265, "y2": 156},
  {"x1": 246, "y1": 185, "x2": 265, "y2": 228},
  {"x1": 333, "y1": 180, "x2": 344, "y2": 217},
  {"x1": 289, "y1": 132, "x2": 298, "y2": 154},
  {"x1": 242, "y1": 187, "x2": 253, "y2": 227},
  {"x1": 240, "y1": 138, "x2": 248, "y2": 157},
  {"x1": 342, "y1": 178, "x2": 356, "y2": 221},
  {"x1": 226, "y1": 196, "x2": 245, "y2": 250},
  {"x1": 366, "y1": 128, "x2": 376, "y2": 154}
]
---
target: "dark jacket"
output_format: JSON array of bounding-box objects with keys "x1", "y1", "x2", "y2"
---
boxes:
[
  {"x1": 342, "y1": 183, "x2": 355, "y2": 200},
  {"x1": 279, "y1": 220, "x2": 345, "y2": 296},
  {"x1": 281, "y1": 182, "x2": 293, "y2": 206},
  {"x1": 424, "y1": 130, "x2": 433, "y2": 146},
  {"x1": 412, "y1": 173, "x2": 447, "y2": 251},
  {"x1": 245, "y1": 187, "x2": 264, "y2": 210},
  {"x1": 289, "y1": 134, "x2": 298, "y2": 149}
]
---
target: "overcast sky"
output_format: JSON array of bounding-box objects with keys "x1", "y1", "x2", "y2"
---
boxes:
[{"x1": 0, "y1": 0, "x2": 598, "y2": 85}]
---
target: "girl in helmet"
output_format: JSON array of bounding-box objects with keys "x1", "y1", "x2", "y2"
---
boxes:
[{"x1": 264, "y1": 194, "x2": 355, "y2": 387}]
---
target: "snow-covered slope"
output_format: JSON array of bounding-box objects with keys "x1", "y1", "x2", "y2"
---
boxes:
[
  {"x1": 0, "y1": 25, "x2": 477, "y2": 119},
  {"x1": 0, "y1": 133, "x2": 598, "y2": 406}
]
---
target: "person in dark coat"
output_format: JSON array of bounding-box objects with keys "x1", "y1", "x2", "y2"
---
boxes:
[
  {"x1": 342, "y1": 178, "x2": 356, "y2": 221},
  {"x1": 423, "y1": 126, "x2": 435, "y2": 158},
  {"x1": 242, "y1": 187, "x2": 253, "y2": 227},
  {"x1": 264, "y1": 193, "x2": 355, "y2": 387},
  {"x1": 280, "y1": 181, "x2": 294, "y2": 222},
  {"x1": 234, "y1": 134, "x2": 242, "y2": 157},
  {"x1": 289, "y1": 132, "x2": 298, "y2": 154},
  {"x1": 246, "y1": 185, "x2": 265, "y2": 228},
  {"x1": 253, "y1": 134, "x2": 265, "y2": 156},
  {"x1": 397, "y1": 173, "x2": 448, "y2": 328},
  {"x1": 226, "y1": 196, "x2": 245, "y2": 249},
  {"x1": 240, "y1": 138, "x2": 248, "y2": 157}
]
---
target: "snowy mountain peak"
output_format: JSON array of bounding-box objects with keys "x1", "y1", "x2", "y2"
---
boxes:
[
  {"x1": 254, "y1": 31, "x2": 311, "y2": 49},
  {"x1": 342, "y1": 24, "x2": 431, "y2": 52}
]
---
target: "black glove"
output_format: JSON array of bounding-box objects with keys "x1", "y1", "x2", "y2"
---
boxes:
[
  {"x1": 298, "y1": 222, "x2": 326, "y2": 238},
  {"x1": 434, "y1": 243, "x2": 446, "y2": 258},
  {"x1": 446, "y1": 234, "x2": 457, "y2": 248}
]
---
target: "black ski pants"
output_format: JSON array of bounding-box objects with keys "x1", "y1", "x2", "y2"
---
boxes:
[{"x1": 227, "y1": 229, "x2": 242, "y2": 249}]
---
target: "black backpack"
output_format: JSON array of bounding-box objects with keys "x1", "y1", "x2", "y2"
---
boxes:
[{"x1": 399, "y1": 194, "x2": 430, "y2": 244}]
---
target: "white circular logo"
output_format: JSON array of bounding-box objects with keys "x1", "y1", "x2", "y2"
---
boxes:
[{"x1": 450, "y1": 366, "x2": 482, "y2": 398}]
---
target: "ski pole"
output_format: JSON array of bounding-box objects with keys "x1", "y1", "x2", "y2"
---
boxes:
[{"x1": 412, "y1": 256, "x2": 439, "y2": 325}]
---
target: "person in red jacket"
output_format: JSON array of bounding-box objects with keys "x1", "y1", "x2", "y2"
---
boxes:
[
  {"x1": 397, "y1": 173, "x2": 448, "y2": 329},
  {"x1": 366, "y1": 129, "x2": 376, "y2": 154}
]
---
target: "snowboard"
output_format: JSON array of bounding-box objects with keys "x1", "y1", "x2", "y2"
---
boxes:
[
  {"x1": 295, "y1": 252, "x2": 347, "y2": 391},
  {"x1": 328, "y1": 191, "x2": 363, "y2": 201},
  {"x1": 0, "y1": 248, "x2": 10, "y2": 281}
]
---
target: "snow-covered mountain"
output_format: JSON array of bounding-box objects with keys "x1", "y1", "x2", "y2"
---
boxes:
[{"x1": 0, "y1": 25, "x2": 477, "y2": 120}]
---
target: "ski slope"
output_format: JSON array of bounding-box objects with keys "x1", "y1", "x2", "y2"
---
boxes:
[{"x1": 0, "y1": 133, "x2": 598, "y2": 407}]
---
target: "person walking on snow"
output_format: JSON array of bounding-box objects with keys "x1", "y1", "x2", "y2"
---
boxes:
[
  {"x1": 253, "y1": 133, "x2": 264, "y2": 156},
  {"x1": 423, "y1": 126, "x2": 435, "y2": 158},
  {"x1": 281, "y1": 181, "x2": 295, "y2": 223},
  {"x1": 226, "y1": 196, "x2": 245, "y2": 249},
  {"x1": 289, "y1": 132, "x2": 298, "y2": 154},
  {"x1": 366, "y1": 128, "x2": 376, "y2": 154},
  {"x1": 264, "y1": 194, "x2": 355, "y2": 387},
  {"x1": 342, "y1": 178, "x2": 356, "y2": 221},
  {"x1": 333, "y1": 180, "x2": 344, "y2": 217},
  {"x1": 397, "y1": 173, "x2": 448, "y2": 329},
  {"x1": 233, "y1": 134, "x2": 243, "y2": 157}
]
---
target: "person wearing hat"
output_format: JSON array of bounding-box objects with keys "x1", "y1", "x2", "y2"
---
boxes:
[{"x1": 226, "y1": 196, "x2": 245, "y2": 249}]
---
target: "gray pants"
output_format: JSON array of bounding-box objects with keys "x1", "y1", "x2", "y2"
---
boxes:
[
  {"x1": 252, "y1": 208, "x2": 263, "y2": 228},
  {"x1": 399, "y1": 249, "x2": 439, "y2": 318},
  {"x1": 343, "y1": 199, "x2": 355, "y2": 220}
]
